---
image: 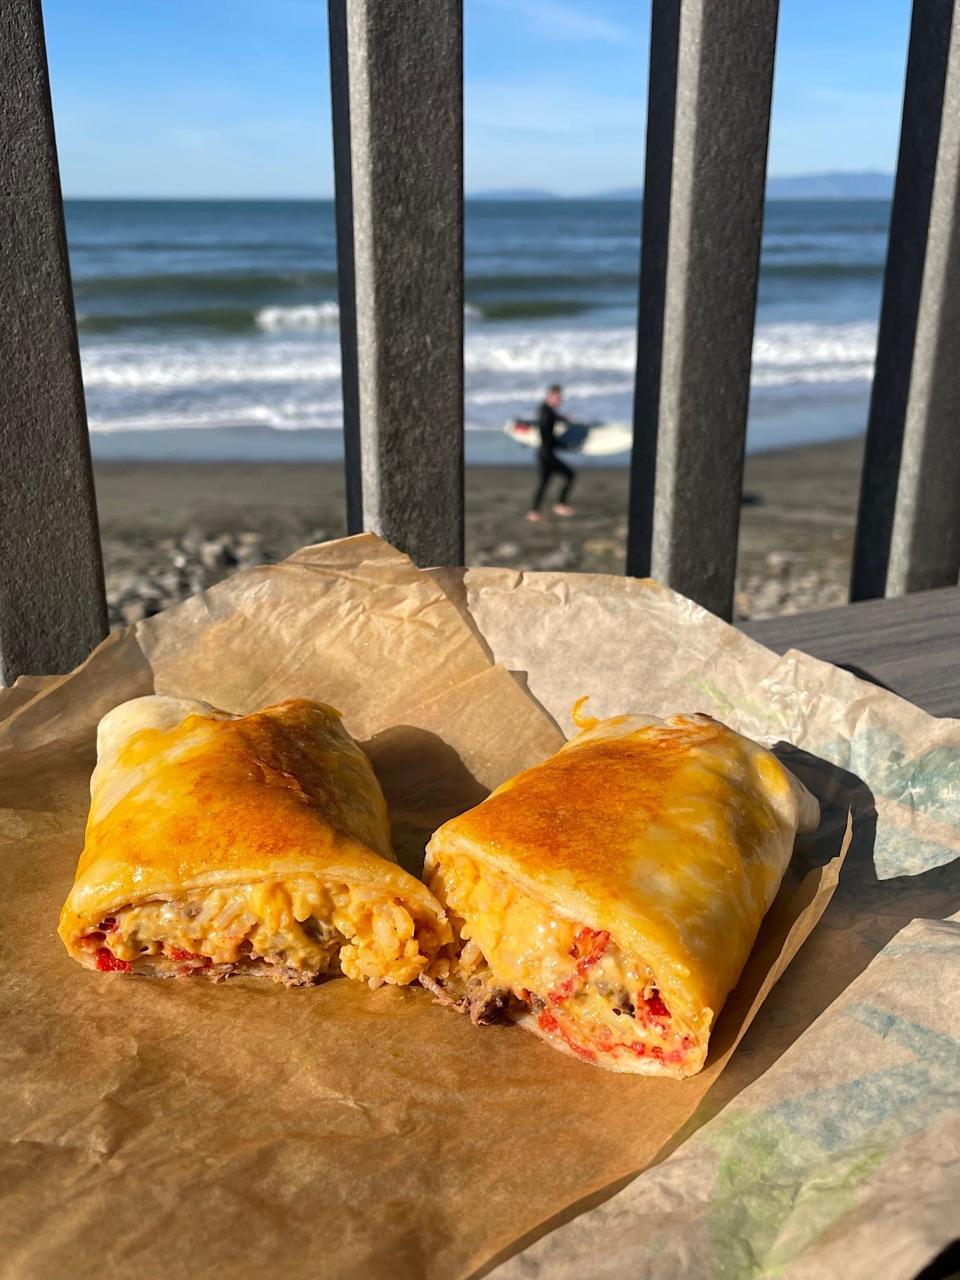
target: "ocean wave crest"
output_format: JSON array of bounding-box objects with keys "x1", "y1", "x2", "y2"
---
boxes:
[
  {"x1": 255, "y1": 301, "x2": 489, "y2": 329},
  {"x1": 256, "y1": 302, "x2": 342, "y2": 330},
  {"x1": 77, "y1": 297, "x2": 605, "y2": 338},
  {"x1": 79, "y1": 319, "x2": 879, "y2": 437},
  {"x1": 751, "y1": 320, "x2": 876, "y2": 385},
  {"x1": 88, "y1": 402, "x2": 345, "y2": 433},
  {"x1": 81, "y1": 340, "x2": 343, "y2": 389},
  {"x1": 80, "y1": 320, "x2": 877, "y2": 391}
]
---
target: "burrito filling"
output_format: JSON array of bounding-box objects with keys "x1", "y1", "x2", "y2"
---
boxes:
[
  {"x1": 77, "y1": 876, "x2": 443, "y2": 987},
  {"x1": 424, "y1": 853, "x2": 698, "y2": 1067}
]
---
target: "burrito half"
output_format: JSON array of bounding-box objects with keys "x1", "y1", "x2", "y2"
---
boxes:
[
  {"x1": 59, "y1": 696, "x2": 450, "y2": 986},
  {"x1": 422, "y1": 709, "x2": 819, "y2": 1076}
]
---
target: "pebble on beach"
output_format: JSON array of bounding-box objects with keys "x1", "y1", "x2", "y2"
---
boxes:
[{"x1": 105, "y1": 525, "x2": 848, "y2": 629}]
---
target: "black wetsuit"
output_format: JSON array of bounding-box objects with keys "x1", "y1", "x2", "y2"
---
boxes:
[{"x1": 531, "y1": 401, "x2": 575, "y2": 511}]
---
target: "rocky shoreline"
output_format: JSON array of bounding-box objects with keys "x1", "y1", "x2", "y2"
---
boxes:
[
  {"x1": 107, "y1": 525, "x2": 328, "y2": 626},
  {"x1": 96, "y1": 436, "x2": 862, "y2": 628},
  {"x1": 107, "y1": 527, "x2": 849, "y2": 628}
]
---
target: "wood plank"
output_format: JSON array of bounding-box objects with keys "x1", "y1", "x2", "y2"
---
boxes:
[
  {"x1": 328, "y1": 0, "x2": 464, "y2": 567},
  {"x1": 626, "y1": 0, "x2": 779, "y2": 619},
  {"x1": 0, "y1": 0, "x2": 107, "y2": 683},
  {"x1": 852, "y1": 0, "x2": 960, "y2": 599},
  {"x1": 743, "y1": 586, "x2": 960, "y2": 718}
]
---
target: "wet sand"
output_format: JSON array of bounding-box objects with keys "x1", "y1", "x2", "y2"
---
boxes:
[{"x1": 93, "y1": 435, "x2": 862, "y2": 626}]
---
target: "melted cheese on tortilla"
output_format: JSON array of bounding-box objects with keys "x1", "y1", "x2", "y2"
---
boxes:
[
  {"x1": 424, "y1": 712, "x2": 819, "y2": 1075},
  {"x1": 429, "y1": 852, "x2": 698, "y2": 1066},
  {"x1": 60, "y1": 697, "x2": 451, "y2": 986}
]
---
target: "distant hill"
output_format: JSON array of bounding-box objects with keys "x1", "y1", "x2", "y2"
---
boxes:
[
  {"x1": 596, "y1": 186, "x2": 643, "y2": 200},
  {"x1": 766, "y1": 170, "x2": 893, "y2": 199},
  {"x1": 594, "y1": 172, "x2": 893, "y2": 200},
  {"x1": 468, "y1": 172, "x2": 894, "y2": 202}
]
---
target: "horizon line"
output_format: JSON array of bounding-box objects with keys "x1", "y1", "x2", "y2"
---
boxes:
[
  {"x1": 63, "y1": 185, "x2": 895, "y2": 203},
  {"x1": 61, "y1": 168, "x2": 895, "y2": 203}
]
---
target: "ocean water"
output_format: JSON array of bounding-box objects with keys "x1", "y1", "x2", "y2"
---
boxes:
[{"x1": 66, "y1": 198, "x2": 889, "y2": 462}]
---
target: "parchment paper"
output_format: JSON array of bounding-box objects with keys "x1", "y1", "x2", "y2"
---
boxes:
[
  {"x1": 425, "y1": 566, "x2": 960, "y2": 1279},
  {"x1": 0, "y1": 537, "x2": 853, "y2": 1279}
]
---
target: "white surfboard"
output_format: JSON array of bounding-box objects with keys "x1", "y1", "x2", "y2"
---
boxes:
[{"x1": 503, "y1": 417, "x2": 632, "y2": 458}]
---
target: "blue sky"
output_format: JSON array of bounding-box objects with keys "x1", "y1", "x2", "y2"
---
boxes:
[{"x1": 44, "y1": 0, "x2": 912, "y2": 198}]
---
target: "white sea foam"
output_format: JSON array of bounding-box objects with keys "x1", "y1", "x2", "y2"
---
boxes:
[
  {"x1": 466, "y1": 380, "x2": 636, "y2": 406},
  {"x1": 256, "y1": 302, "x2": 340, "y2": 330},
  {"x1": 82, "y1": 320, "x2": 878, "y2": 391},
  {"x1": 81, "y1": 339, "x2": 344, "y2": 390},
  {"x1": 254, "y1": 300, "x2": 484, "y2": 330},
  {"x1": 464, "y1": 326, "x2": 636, "y2": 374},
  {"x1": 88, "y1": 402, "x2": 346, "y2": 432},
  {"x1": 80, "y1": 318, "x2": 879, "y2": 434},
  {"x1": 461, "y1": 320, "x2": 877, "y2": 384},
  {"x1": 751, "y1": 320, "x2": 877, "y2": 384}
]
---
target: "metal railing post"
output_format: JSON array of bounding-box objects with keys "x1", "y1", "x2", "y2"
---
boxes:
[
  {"x1": 0, "y1": 0, "x2": 107, "y2": 682},
  {"x1": 328, "y1": 0, "x2": 465, "y2": 566},
  {"x1": 626, "y1": 0, "x2": 679, "y2": 581},
  {"x1": 626, "y1": 0, "x2": 779, "y2": 619},
  {"x1": 852, "y1": 0, "x2": 960, "y2": 599},
  {"x1": 327, "y1": 0, "x2": 363, "y2": 537}
]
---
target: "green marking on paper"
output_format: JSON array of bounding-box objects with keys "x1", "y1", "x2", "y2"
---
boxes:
[
  {"x1": 884, "y1": 939, "x2": 960, "y2": 958},
  {"x1": 682, "y1": 675, "x2": 960, "y2": 879},
  {"x1": 765, "y1": 1145, "x2": 888, "y2": 1276},
  {"x1": 707, "y1": 1115, "x2": 885, "y2": 1279},
  {"x1": 819, "y1": 726, "x2": 960, "y2": 823},
  {"x1": 700, "y1": 1001, "x2": 960, "y2": 1278},
  {"x1": 850, "y1": 1001, "x2": 960, "y2": 1073},
  {"x1": 681, "y1": 674, "x2": 791, "y2": 733},
  {"x1": 706, "y1": 1113, "x2": 820, "y2": 1279},
  {"x1": 816, "y1": 725, "x2": 960, "y2": 877}
]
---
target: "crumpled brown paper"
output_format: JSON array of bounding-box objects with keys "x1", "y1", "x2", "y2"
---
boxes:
[{"x1": 0, "y1": 536, "x2": 851, "y2": 1280}]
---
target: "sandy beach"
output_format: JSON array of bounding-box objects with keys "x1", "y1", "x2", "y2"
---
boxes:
[{"x1": 93, "y1": 434, "x2": 862, "y2": 627}]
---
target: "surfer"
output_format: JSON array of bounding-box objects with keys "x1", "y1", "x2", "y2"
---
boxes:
[{"x1": 526, "y1": 384, "x2": 576, "y2": 522}]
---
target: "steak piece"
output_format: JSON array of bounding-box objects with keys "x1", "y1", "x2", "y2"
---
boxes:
[{"x1": 420, "y1": 967, "x2": 513, "y2": 1024}]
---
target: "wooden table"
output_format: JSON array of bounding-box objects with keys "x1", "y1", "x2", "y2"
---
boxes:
[{"x1": 742, "y1": 585, "x2": 960, "y2": 719}]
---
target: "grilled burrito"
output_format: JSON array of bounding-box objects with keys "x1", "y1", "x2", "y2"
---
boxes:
[
  {"x1": 422, "y1": 709, "x2": 819, "y2": 1076},
  {"x1": 59, "y1": 696, "x2": 450, "y2": 986}
]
